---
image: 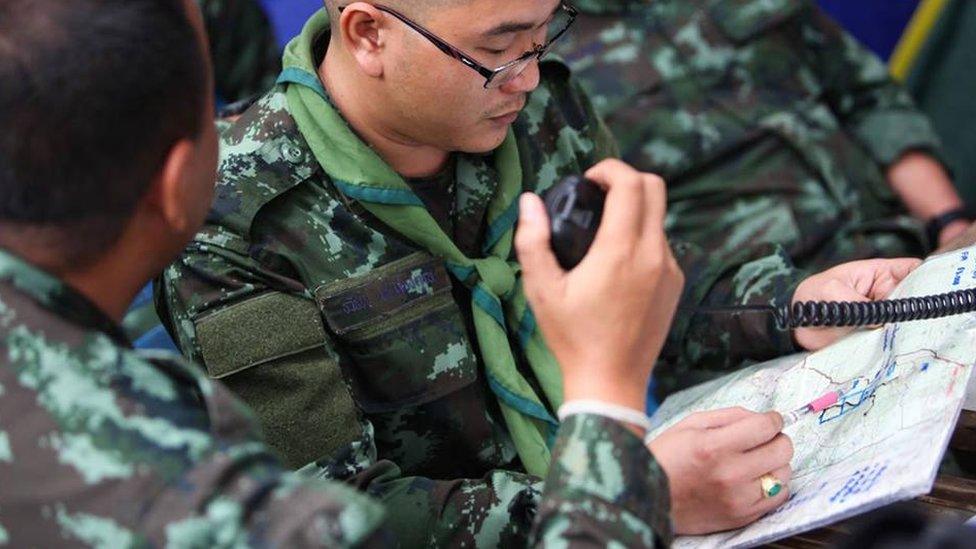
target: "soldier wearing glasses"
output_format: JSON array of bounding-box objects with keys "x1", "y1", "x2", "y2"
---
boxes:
[
  {"x1": 157, "y1": 3, "x2": 686, "y2": 545},
  {"x1": 157, "y1": 0, "x2": 918, "y2": 544}
]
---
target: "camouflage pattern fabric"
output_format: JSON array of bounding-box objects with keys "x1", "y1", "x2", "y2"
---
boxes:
[
  {"x1": 533, "y1": 414, "x2": 672, "y2": 547},
  {"x1": 0, "y1": 249, "x2": 389, "y2": 547},
  {"x1": 120, "y1": 0, "x2": 279, "y2": 346},
  {"x1": 554, "y1": 0, "x2": 942, "y2": 395},
  {"x1": 156, "y1": 13, "x2": 676, "y2": 546},
  {"x1": 0, "y1": 248, "x2": 672, "y2": 547},
  {"x1": 199, "y1": 0, "x2": 280, "y2": 104}
]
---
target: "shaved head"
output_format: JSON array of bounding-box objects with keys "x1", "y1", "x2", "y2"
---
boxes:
[
  {"x1": 324, "y1": 0, "x2": 469, "y2": 25},
  {"x1": 0, "y1": 0, "x2": 209, "y2": 265}
]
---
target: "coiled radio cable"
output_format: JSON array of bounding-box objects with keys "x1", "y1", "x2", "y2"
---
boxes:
[{"x1": 696, "y1": 288, "x2": 976, "y2": 331}]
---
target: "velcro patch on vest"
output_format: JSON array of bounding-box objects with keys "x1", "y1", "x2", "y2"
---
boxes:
[
  {"x1": 195, "y1": 291, "x2": 328, "y2": 378},
  {"x1": 315, "y1": 253, "x2": 453, "y2": 335}
]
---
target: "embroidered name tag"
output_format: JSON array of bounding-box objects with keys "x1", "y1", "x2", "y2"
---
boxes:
[{"x1": 316, "y1": 253, "x2": 453, "y2": 335}]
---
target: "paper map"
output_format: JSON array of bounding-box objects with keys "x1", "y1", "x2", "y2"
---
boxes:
[{"x1": 650, "y1": 246, "x2": 976, "y2": 548}]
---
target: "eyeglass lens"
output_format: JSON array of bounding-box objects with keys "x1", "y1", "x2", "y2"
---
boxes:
[{"x1": 484, "y1": 7, "x2": 573, "y2": 89}]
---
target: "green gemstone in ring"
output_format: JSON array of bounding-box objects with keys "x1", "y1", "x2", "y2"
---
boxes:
[{"x1": 760, "y1": 474, "x2": 783, "y2": 498}]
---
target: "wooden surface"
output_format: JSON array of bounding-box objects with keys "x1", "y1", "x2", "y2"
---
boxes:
[
  {"x1": 765, "y1": 410, "x2": 976, "y2": 548},
  {"x1": 951, "y1": 409, "x2": 976, "y2": 453}
]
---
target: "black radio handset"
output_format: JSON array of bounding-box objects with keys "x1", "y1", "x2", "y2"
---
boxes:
[
  {"x1": 542, "y1": 175, "x2": 606, "y2": 271},
  {"x1": 541, "y1": 175, "x2": 976, "y2": 330}
]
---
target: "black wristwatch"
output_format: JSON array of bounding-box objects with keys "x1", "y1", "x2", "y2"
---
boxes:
[{"x1": 926, "y1": 207, "x2": 972, "y2": 246}]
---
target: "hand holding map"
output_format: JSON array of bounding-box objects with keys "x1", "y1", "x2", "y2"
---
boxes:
[
  {"x1": 651, "y1": 246, "x2": 976, "y2": 548},
  {"x1": 648, "y1": 409, "x2": 793, "y2": 535}
]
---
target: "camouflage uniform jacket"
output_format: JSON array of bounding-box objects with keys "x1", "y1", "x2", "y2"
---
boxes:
[
  {"x1": 0, "y1": 249, "x2": 673, "y2": 547},
  {"x1": 555, "y1": 0, "x2": 943, "y2": 393},
  {"x1": 0, "y1": 249, "x2": 389, "y2": 547},
  {"x1": 157, "y1": 22, "x2": 671, "y2": 547}
]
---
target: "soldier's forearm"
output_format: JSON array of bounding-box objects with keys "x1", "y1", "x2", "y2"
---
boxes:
[
  {"x1": 887, "y1": 151, "x2": 963, "y2": 222},
  {"x1": 665, "y1": 242, "x2": 803, "y2": 376},
  {"x1": 532, "y1": 414, "x2": 673, "y2": 547}
]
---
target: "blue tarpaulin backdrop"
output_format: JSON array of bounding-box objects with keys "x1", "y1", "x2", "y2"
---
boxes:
[
  {"x1": 259, "y1": 0, "x2": 920, "y2": 60},
  {"x1": 818, "y1": 0, "x2": 919, "y2": 59}
]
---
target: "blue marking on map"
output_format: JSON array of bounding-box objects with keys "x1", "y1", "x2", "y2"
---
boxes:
[
  {"x1": 820, "y1": 358, "x2": 902, "y2": 425},
  {"x1": 881, "y1": 325, "x2": 900, "y2": 353},
  {"x1": 952, "y1": 250, "x2": 973, "y2": 285},
  {"x1": 820, "y1": 379, "x2": 886, "y2": 424},
  {"x1": 829, "y1": 462, "x2": 889, "y2": 505},
  {"x1": 921, "y1": 362, "x2": 930, "y2": 372},
  {"x1": 819, "y1": 389, "x2": 872, "y2": 423}
]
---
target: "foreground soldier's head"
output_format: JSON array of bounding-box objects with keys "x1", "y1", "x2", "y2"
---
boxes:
[
  {"x1": 0, "y1": 0, "x2": 218, "y2": 318},
  {"x1": 320, "y1": 0, "x2": 574, "y2": 160}
]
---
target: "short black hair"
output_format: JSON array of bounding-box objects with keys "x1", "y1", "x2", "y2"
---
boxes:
[{"x1": 0, "y1": 0, "x2": 208, "y2": 264}]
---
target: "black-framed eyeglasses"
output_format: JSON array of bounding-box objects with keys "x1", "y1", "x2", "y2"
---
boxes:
[{"x1": 339, "y1": 2, "x2": 578, "y2": 89}]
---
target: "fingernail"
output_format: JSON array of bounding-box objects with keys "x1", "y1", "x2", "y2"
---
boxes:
[{"x1": 519, "y1": 194, "x2": 539, "y2": 224}]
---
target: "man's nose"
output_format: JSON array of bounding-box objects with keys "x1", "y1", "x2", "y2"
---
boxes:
[{"x1": 499, "y1": 58, "x2": 541, "y2": 95}]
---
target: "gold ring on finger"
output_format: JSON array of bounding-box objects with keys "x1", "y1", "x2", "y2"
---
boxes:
[{"x1": 759, "y1": 474, "x2": 783, "y2": 499}]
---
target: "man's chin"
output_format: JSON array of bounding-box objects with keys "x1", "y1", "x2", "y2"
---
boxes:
[{"x1": 456, "y1": 125, "x2": 510, "y2": 154}]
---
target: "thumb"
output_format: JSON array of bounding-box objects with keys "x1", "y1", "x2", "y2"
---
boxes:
[
  {"x1": 796, "y1": 276, "x2": 872, "y2": 306},
  {"x1": 869, "y1": 258, "x2": 923, "y2": 300},
  {"x1": 515, "y1": 193, "x2": 565, "y2": 296},
  {"x1": 828, "y1": 278, "x2": 873, "y2": 303}
]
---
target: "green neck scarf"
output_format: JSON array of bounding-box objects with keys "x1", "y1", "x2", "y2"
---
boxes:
[{"x1": 278, "y1": 10, "x2": 563, "y2": 476}]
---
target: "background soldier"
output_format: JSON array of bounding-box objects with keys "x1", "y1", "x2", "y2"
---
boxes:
[
  {"x1": 552, "y1": 0, "x2": 968, "y2": 393},
  {"x1": 200, "y1": 0, "x2": 281, "y2": 103}
]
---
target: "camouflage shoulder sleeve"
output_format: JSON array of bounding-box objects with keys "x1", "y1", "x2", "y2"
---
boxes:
[
  {"x1": 531, "y1": 414, "x2": 673, "y2": 547},
  {"x1": 519, "y1": 60, "x2": 620, "y2": 193},
  {"x1": 0, "y1": 326, "x2": 389, "y2": 547},
  {"x1": 659, "y1": 242, "x2": 805, "y2": 390},
  {"x1": 798, "y1": 0, "x2": 944, "y2": 167},
  {"x1": 155, "y1": 89, "x2": 367, "y2": 467}
]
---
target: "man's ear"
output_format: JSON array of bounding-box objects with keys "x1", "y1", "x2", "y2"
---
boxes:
[
  {"x1": 338, "y1": 2, "x2": 387, "y2": 78},
  {"x1": 146, "y1": 138, "x2": 197, "y2": 234}
]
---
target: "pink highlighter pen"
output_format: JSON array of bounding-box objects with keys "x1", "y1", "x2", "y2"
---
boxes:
[{"x1": 782, "y1": 390, "x2": 842, "y2": 428}]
